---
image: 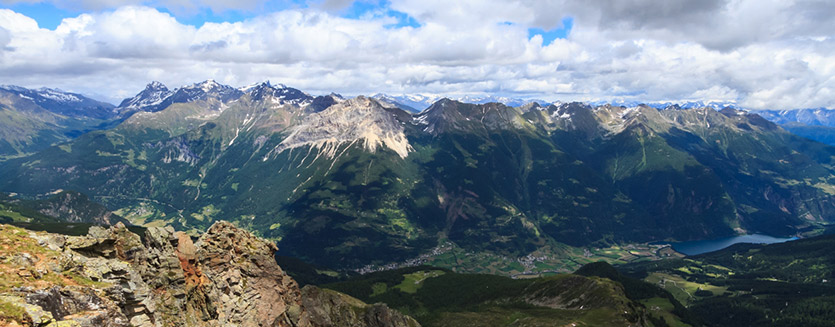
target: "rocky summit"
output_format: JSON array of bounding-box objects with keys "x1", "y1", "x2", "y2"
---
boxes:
[{"x1": 0, "y1": 222, "x2": 419, "y2": 327}]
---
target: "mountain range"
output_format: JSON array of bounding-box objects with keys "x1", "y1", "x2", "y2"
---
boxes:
[
  {"x1": 1, "y1": 80, "x2": 834, "y2": 271},
  {"x1": 371, "y1": 93, "x2": 551, "y2": 112},
  {"x1": 747, "y1": 108, "x2": 835, "y2": 146},
  {"x1": 0, "y1": 85, "x2": 116, "y2": 158}
]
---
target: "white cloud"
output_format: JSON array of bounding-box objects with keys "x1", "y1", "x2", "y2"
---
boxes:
[
  {"x1": 0, "y1": 1, "x2": 833, "y2": 109},
  {"x1": 0, "y1": 9, "x2": 40, "y2": 32},
  {"x1": 0, "y1": 26, "x2": 10, "y2": 54}
]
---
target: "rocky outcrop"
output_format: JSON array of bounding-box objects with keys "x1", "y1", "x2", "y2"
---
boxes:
[
  {"x1": 0, "y1": 222, "x2": 419, "y2": 327},
  {"x1": 301, "y1": 286, "x2": 419, "y2": 327},
  {"x1": 272, "y1": 96, "x2": 413, "y2": 159}
]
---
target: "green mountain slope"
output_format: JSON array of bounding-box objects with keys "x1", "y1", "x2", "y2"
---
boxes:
[
  {"x1": 0, "y1": 87, "x2": 116, "y2": 158},
  {"x1": 320, "y1": 263, "x2": 699, "y2": 327}
]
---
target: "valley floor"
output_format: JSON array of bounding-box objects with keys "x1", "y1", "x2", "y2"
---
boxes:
[{"x1": 352, "y1": 240, "x2": 685, "y2": 278}]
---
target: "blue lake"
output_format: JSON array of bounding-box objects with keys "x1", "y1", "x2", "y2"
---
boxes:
[{"x1": 671, "y1": 234, "x2": 798, "y2": 256}]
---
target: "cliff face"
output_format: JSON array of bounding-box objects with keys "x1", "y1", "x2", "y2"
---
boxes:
[{"x1": 0, "y1": 222, "x2": 419, "y2": 327}]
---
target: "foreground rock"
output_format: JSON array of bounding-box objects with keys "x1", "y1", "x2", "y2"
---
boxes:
[{"x1": 0, "y1": 222, "x2": 419, "y2": 327}]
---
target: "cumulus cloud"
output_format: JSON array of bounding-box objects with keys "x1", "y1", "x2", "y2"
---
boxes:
[{"x1": 0, "y1": 1, "x2": 833, "y2": 109}]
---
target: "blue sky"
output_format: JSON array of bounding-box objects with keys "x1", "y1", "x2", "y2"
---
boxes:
[
  {"x1": 0, "y1": 0, "x2": 833, "y2": 109},
  {"x1": 6, "y1": 2, "x2": 72, "y2": 29},
  {"x1": 5, "y1": 1, "x2": 292, "y2": 29},
  {"x1": 528, "y1": 17, "x2": 573, "y2": 46}
]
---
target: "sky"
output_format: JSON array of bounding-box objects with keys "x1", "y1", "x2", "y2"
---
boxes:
[{"x1": 0, "y1": 0, "x2": 833, "y2": 109}]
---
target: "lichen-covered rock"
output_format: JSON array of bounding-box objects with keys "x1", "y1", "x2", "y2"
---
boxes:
[
  {"x1": 0, "y1": 222, "x2": 419, "y2": 327},
  {"x1": 193, "y1": 221, "x2": 308, "y2": 327}
]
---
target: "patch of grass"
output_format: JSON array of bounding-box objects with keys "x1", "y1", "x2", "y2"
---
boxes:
[
  {"x1": 190, "y1": 204, "x2": 219, "y2": 222},
  {"x1": 394, "y1": 270, "x2": 445, "y2": 294},
  {"x1": 645, "y1": 273, "x2": 727, "y2": 305},
  {"x1": 0, "y1": 209, "x2": 31, "y2": 223},
  {"x1": 65, "y1": 271, "x2": 112, "y2": 288},
  {"x1": 371, "y1": 282, "x2": 388, "y2": 297},
  {"x1": 0, "y1": 299, "x2": 26, "y2": 324}
]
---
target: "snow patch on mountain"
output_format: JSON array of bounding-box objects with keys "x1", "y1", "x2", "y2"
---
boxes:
[
  {"x1": 36, "y1": 88, "x2": 82, "y2": 103},
  {"x1": 117, "y1": 81, "x2": 172, "y2": 112}
]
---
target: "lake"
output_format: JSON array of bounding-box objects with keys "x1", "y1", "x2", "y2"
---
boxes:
[{"x1": 671, "y1": 234, "x2": 798, "y2": 256}]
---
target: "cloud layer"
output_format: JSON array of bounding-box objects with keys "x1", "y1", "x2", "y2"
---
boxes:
[{"x1": 0, "y1": 0, "x2": 833, "y2": 109}]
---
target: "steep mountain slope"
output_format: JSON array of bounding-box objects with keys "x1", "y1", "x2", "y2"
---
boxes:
[
  {"x1": 3, "y1": 81, "x2": 835, "y2": 270},
  {"x1": 0, "y1": 86, "x2": 116, "y2": 157}
]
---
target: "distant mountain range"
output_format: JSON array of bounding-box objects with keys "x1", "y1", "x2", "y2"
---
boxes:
[
  {"x1": 747, "y1": 108, "x2": 835, "y2": 146},
  {"x1": 371, "y1": 93, "x2": 551, "y2": 112},
  {"x1": 1, "y1": 80, "x2": 834, "y2": 270},
  {"x1": 752, "y1": 108, "x2": 835, "y2": 126},
  {"x1": 0, "y1": 85, "x2": 116, "y2": 157},
  {"x1": 0, "y1": 85, "x2": 116, "y2": 119}
]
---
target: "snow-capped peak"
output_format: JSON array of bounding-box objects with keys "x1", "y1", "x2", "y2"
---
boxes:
[
  {"x1": 189, "y1": 79, "x2": 221, "y2": 93},
  {"x1": 0, "y1": 84, "x2": 116, "y2": 119},
  {"x1": 0, "y1": 85, "x2": 88, "y2": 104},
  {"x1": 0, "y1": 85, "x2": 28, "y2": 93},
  {"x1": 240, "y1": 81, "x2": 271, "y2": 93},
  {"x1": 146, "y1": 81, "x2": 167, "y2": 90},
  {"x1": 241, "y1": 81, "x2": 312, "y2": 106},
  {"x1": 117, "y1": 82, "x2": 173, "y2": 112}
]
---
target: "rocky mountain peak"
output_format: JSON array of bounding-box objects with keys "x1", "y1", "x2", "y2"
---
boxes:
[
  {"x1": 146, "y1": 81, "x2": 168, "y2": 91},
  {"x1": 118, "y1": 80, "x2": 245, "y2": 115},
  {"x1": 416, "y1": 98, "x2": 527, "y2": 134},
  {"x1": 178, "y1": 80, "x2": 242, "y2": 101},
  {"x1": 117, "y1": 81, "x2": 174, "y2": 113},
  {"x1": 517, "y1": 101, "x2": 543, "y2": 112},
  {"x1": 192, "y1": 79, "x2": 221, "y2": 92},
  {"x1": 271, "y1": 96, "x2": 413, "y2": 159},
  {"x1": 245, "y1": 81, "x2": 312, "y2": 105},
  {"x1": 582, "y1": 104, "x2": 665, "y2": 135},
  {"x1": 540, "y1": 102, "x2": 601, "y2": 137},
  {"x1": 0, "y1": 223, "x2": 420, "y2": 327}
]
